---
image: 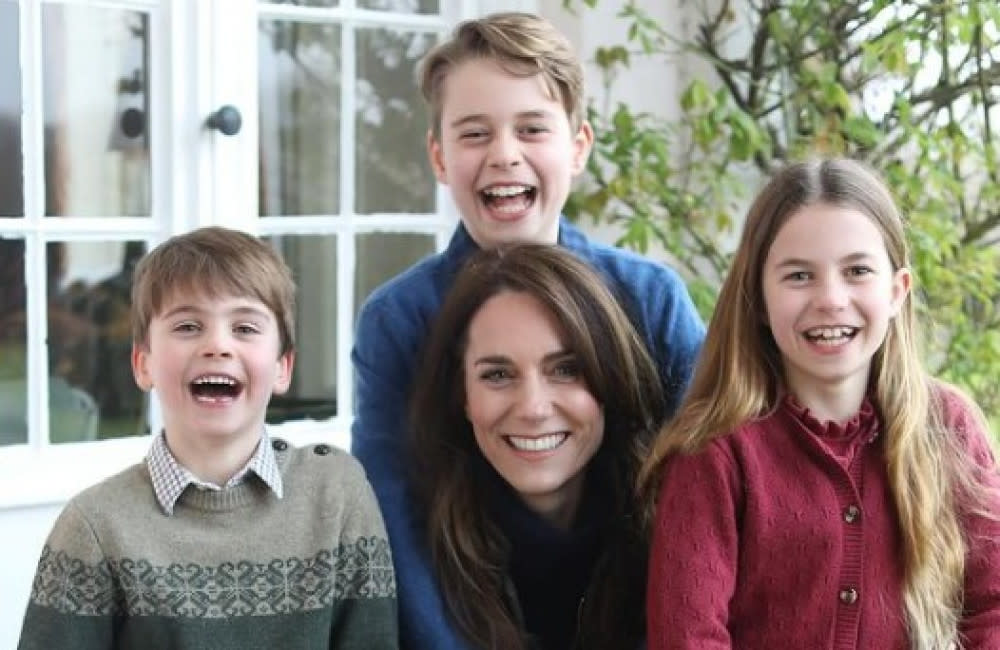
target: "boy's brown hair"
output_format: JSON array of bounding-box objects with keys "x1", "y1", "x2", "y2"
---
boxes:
[
  {"x1": 419, "y1": 11, "x2": 585, "y2": 139},
  {"x1": 130, "y1": 227, "x2": 296, "y2": 355}
]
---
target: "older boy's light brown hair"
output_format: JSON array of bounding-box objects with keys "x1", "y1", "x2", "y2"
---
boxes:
[
  {"x1": 419, "y1": 12, "x2": 586, "y2": 139},
  {"x1": 130, "y1": 227, "x2": 296, "y2": 356}
]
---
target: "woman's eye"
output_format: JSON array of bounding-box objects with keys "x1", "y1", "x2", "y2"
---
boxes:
[
  {"x1": 846, "y1": 265, "x2": 873, "y2": 277},
  {"x1": 234, "y1": 324, "x2": 259, "y2": 335},
  {"x1": 552, "y1": 359, "x2": 581, "y2": 379},
  {"x1": 479, "y1": 367, "x2": 512, "y2": 382},
  {"x1": 173, "y1": 321, "x2": 200, "y2": 333}
]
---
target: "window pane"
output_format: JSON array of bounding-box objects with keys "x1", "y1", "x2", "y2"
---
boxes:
[
  {"x1": 42, "y1": 6, "x2": 151, "y2": 217},
  {"x1": 0, "y1": 238, "x2": 26, "y2": 446},
  {"x1": 259, "y1": 20, "x2": 341, "y2": 216},
  {"x1": 262, "y1": 0, "x2": 338, "y2": 7},
  {"x1": 0, "y1": 0, "x2": 23, "y2": 217},
  {"x1": 354, "y1": 233, "x2": 434, "y2": 317},
  {"x1": 264, "y1": 235, "x2": 338, "y2": 421},
  {"x1": 356, "y1": 28, "x2": 435, "y2": 213},
  {"x1": 357, "y1": 0, "x2": 439, "y2": 14},
  {"x1": 48, "y1": 241, "x2": 148, "y2": 443}
]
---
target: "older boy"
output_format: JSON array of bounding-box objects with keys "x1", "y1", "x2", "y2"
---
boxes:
[
  {"x1": 351, "y1": 12, "x2": 705, "y2": 650},
  {"x1": 19, "y1": 227, "x2": 397, "y2": 650}
]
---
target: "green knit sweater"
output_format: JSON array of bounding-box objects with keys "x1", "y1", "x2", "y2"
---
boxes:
[{"x1": 17, "y1": 441, "x2": 397, "y2": 649}]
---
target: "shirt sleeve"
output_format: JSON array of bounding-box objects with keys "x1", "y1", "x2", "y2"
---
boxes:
[
  {"x1": 623, "y1": 262, "x2": 705, "y2": 417},
  {"x1": 17, "y1": 503, "x2": 116, "y2": 650},
  {"x1": 950, "y1": 397, "x2": 1000, "y2": 647},
  {"x1": 647, "y1": 441, "x2": 740, "y2": 650},
  {"x1": 351, "y1": 298, "x2": 470, "y2": 650}
]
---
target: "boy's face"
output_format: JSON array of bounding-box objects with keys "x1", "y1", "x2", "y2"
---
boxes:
[
  {"x1": 428, "y1": 59, "x2": 593, "y2": 249},
  {"x1": 131, "y1": 290, "x2": 293, "y2": 449}
]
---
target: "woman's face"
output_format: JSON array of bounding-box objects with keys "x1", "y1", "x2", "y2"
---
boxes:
[{"x1": 463, "y1": 289, "x2": 604, "y2": 529}]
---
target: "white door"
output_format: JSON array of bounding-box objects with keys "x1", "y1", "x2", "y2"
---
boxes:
[{"x1": 0, "y1": 0, "x2": 502, "y2": 508}]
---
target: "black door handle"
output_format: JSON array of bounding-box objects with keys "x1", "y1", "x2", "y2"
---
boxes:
[{"x1": 206, "y1": 105, "x2": 242, "y2": 136}]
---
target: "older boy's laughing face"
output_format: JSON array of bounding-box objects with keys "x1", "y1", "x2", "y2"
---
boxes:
[
  {"x1": 428, "y1": 58, "x2": 593, "y2": 249},
  {"x1": 131, "y1": 291, "x2": 293, "y2": 466}
]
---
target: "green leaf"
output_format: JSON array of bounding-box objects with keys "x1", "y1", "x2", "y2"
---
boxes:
[{"x1": 680, "y1": 79, "x2": 716, "y2": 113}]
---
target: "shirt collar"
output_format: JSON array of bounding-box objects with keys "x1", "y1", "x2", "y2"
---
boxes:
[
  {"x1": 146, "y1": 430, "x2": 284, "y2": 515},
  {"x1": 441, "y1": 216, "x2": 587, "y2": 272}
]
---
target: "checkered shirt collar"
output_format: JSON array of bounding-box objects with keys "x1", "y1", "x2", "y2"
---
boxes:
[{"x1": 146, "y1": 430, "x2": 284, "y2": 515}]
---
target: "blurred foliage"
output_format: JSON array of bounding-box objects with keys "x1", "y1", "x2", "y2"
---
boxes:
[{"x1": 563, "y1": 0, "x2": 1000, "y2": 427}]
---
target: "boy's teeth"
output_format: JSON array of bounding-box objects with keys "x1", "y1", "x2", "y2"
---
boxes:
[
  {"x1": 483, "y1": 185, "x2": 529, "y2": 197},
  {"x1": 193, "y1": 375, "x2": 236, "y2": 385},
  {"x1": 507, "y1": 432, "x2": 567, "y2": 452}
]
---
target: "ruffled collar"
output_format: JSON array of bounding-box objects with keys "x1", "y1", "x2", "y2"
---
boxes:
[{"x1": 783, "y1": 393, "x2": 880, "y2": 444}]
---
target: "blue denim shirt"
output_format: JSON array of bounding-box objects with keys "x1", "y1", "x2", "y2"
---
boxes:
[{"x1": 351, "y1": 218, "x2": 705, "y2": 649}]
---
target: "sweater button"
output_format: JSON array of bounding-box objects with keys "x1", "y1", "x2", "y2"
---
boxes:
[
  {"x1": 271, "y1": 439, "x2": 288, "y2": 451},
  {"x1": 313, "y1": 444, "x2": 331, "y2": 455},
  {"x1": 843, "y1": 505, "x2": 861, "y2": 523},
  {"x1": 839, "y1": 587, "x2": 858, "y2": 604}
]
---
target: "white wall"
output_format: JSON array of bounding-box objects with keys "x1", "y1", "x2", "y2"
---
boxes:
[
  {"x1": 540, "y1": 0, "x2": 703, "y2": 255},
  {"x1": 0, "y1": 3, "x2": 691, "y2": 647}
]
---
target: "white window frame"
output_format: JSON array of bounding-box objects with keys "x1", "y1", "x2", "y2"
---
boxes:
[{"x1": 0, "y1": 0, "x2": 538, "y2": 510}]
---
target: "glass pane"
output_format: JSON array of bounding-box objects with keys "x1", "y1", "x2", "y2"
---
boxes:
[
  {"x1": 354, "y1": 233, "x2": 434, "y2": 317},
  {"x1": 259, "y1": 20, "x2": 341, "y2": 216},
  {"x1": 356, "y1": 28, "x2": 435, "y2": 213},
  {"x1": 264, "y1": 235, "x2": 338, "y2": 421},
  {"x1": 0, "y1": 0, "x2": 23, "y2": 217},
  {"x1": 262, "y1": 1, "x2": 338, "y2": 7},
  {"x1": 42, "y1": 6, "x2": 151, "y2": 217},
  {"x1": 357, "y1": 0, "x2": 439, "y2": 14},
  {"x1": 47, "y1": 241, "x2": 148, "y2": 443},
  {"x1": 0, "y1": 238, "x2": 27, "y2": 446}
]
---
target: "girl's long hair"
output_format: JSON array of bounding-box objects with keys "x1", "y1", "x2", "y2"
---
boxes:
[
  {"x1": 411, "y1": 244, "x2": 666, "y2": 650},
  {"x1": 638, "y1": 158, "x2": 994, "y2": 648}
]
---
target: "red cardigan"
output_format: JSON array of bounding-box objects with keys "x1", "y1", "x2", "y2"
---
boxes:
[{"x1": 647, "y1": 389, "x2": 1000, "y2": 649}]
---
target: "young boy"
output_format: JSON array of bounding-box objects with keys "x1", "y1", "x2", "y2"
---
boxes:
[
  {"x1": 19, "y1": 227, "x2": 397, "y2": 650},
  {"x1": 351, "y1": 12, "x2": 705, "y2": 649}
]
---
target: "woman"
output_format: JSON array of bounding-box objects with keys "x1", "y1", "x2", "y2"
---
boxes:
[{"x1": 409, "y1": 244, "x2": 667, "y2": 650}]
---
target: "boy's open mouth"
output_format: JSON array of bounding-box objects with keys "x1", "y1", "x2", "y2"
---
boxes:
[
  {"x1": 480, "y1": 184, "x2": 537, "y2": 214},
  {"x1": 190, "y1": 374, "x2": 243, "y2": 402},
  {"x1": 803, "y1": 326, "x2": 859, "y2": 346}
]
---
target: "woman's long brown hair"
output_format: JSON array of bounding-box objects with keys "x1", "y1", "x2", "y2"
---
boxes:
[{"x1": 410, "y1": 243, "x2": 666, "y2": 649}]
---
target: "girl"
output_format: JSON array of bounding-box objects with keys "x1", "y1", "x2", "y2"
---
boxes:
[
  {"x1": 410, "y1": 244, "x2": 667, "y2": 650},
  {"x1": 642, "y1": 158, "x2": 1000, "y2": 649}
]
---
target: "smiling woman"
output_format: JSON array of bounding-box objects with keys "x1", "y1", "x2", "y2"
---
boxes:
[
  {"x1": 409, "y1": 243, "x2": 667, "y2": 650},
  {"x1": 463, "y1": 289, "x2": 605, "y2": 530}
]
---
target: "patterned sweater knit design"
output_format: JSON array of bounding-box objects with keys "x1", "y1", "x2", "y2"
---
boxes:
[
  {"x1": 18, "y1": 441, "x2": 397, "y2": 650},
  {"x1": 648, "y1": 389, "x2": 1000, "y2": 649}
]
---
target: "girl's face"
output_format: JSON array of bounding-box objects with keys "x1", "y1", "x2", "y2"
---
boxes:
[
  {"x1": 463, "y1": 289, "x2": 604, "y2": 529},
  {"x1": 761, "y1": 202, "x2": 910, "y2": 417}
]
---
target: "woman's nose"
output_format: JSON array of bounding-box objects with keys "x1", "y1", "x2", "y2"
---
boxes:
[{"x1": 514, "y1": 374, "x2": 554, "y2": 420}]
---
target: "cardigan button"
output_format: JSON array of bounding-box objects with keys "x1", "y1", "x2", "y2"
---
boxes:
[
  {"x1": 271, "y1": 439, "x2": 288, "y2": 451},
  {"x1": 839, "y1": 587, "x2": 859, "y2": 605},
  {"x1": 313, "y1": 444, "x2": 331, "y2": 455},
  {"x1": 843, "y1": 505, "x2": 861, "y2": 523}
]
